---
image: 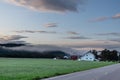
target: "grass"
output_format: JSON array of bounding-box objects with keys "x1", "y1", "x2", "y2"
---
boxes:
[{"x1": 0, "y1": 58, "x2": 116, "y2": 80}]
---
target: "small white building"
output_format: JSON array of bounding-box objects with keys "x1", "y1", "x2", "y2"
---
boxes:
[{"x1": 80, "y1": 51, "x2": 96, "y2": 61}]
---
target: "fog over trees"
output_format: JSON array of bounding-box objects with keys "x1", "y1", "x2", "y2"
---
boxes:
[{"x1": 0, "y1": 43, "x2": 119, "y2": 61}]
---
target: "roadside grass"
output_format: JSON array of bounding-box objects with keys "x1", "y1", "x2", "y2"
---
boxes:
[{"x1": 0, "y1": 58, "x2": 116, "y2": 80}]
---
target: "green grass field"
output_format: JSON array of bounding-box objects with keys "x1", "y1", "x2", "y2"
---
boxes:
[{"x1": 0, "y1": 58, "x2": 116, "y2": 80}]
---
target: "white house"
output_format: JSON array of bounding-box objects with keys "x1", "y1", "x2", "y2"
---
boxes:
[{"x1": 80, "y1": 51, "x2": 96, "y2": 61}]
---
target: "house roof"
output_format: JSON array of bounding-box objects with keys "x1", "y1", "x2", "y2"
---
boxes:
[{"x1": 80, "y1": 51, "x2": 93, "y2": 57}]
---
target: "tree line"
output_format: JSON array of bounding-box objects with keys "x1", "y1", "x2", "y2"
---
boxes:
[
  {"x1": 0, "y1": 43, "x2": 119, "y2": 61},
  {"x1": 0, "y1": 47, "x2": 68, "y2": 59},
  {"x1": 92, "y1": 49, "x2": 120, "y2": 61}
]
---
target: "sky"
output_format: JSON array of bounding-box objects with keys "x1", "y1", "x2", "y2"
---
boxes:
[{"x1": 0, "y1": 0, "x2": 120, "y2": 50}]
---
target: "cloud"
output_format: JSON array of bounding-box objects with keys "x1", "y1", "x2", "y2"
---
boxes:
[
  {"x1": 6, "y1": 35, "x2": 27, "y2": 40},
  {"x1": 88, "y1": 17, "x2": 109, "y2": 22},
  {"x1": 0, "y1": 35, "x2": 27, "y2": 43},
  {"x1": 109, "y1": 38, "x2": 120, "y2": 43},
  {"x1": 14, "y1": 30, "x2": 57, "y2": 34},
  {"x1": 44, "y1": 23, "x2": 57, "y2": 28},
  {"x1": 37, "y1": 31, "x2": 56, "y2": 34},
  {"x1": 65, "y1": 36, "x2": 91, "y2": 39},
  {"x1": 96, "y1": 32, "x2": 120, "y2": 36},
  {"x1": 66, "y1": 40, "x2": 120, "y2": 51},
  {"x1": 7, "y1": 0, "x2": 84, "y2": 13},
  {"x1": 10, "y1": 40, "x2": 27, "y2": 44},
  {"x1": 89, "y1": 13, "x2": 120, "y2": 22},
  {"x1": 112, "y1": 13, "x2": 120, "y2": 19},
  {"x1": 67, "y1": 31, "x2": 79, "y2": 35}
]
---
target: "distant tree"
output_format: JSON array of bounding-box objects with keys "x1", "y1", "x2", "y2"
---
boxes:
[
  {"x1": 110, "y1": 50, "x2": 118, "y2": 61},
  {"x1": 100, "y1": 49, "x2": 110, "y2": 61},
  {"x1": 118, "y1": 52, "x2": 120, "y2": 63},
  {"x1": 92, "y1": 50, "x2": 98, "y2": 59},
  {"x1": 100, "y1": 49, "x2": 118, "y2": 61},
  {"x1": 0, "y1": 47, "x2": 68, "y2": 59}
]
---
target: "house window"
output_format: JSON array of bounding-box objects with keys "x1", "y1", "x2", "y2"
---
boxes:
[
  {"x1": 90, "y1": 58, "x2": 92, "y2": 59},
  {"x1": 86, "y1": 58, "x2": 88, "y2": 59}
]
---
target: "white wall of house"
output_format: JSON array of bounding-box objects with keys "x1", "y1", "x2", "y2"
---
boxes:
[{"x1": 80, "y1": 52, "x2": 95, "y2": 61}]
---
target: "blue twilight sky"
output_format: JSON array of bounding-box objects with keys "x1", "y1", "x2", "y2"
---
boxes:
[{"x1": 0, "y1": 0, "x2": 120, "y2": 50}]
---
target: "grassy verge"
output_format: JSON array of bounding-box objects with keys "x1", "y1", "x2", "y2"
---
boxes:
[{"x1": 0, "y1": 58, "x2": 116, "y2": 80}]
